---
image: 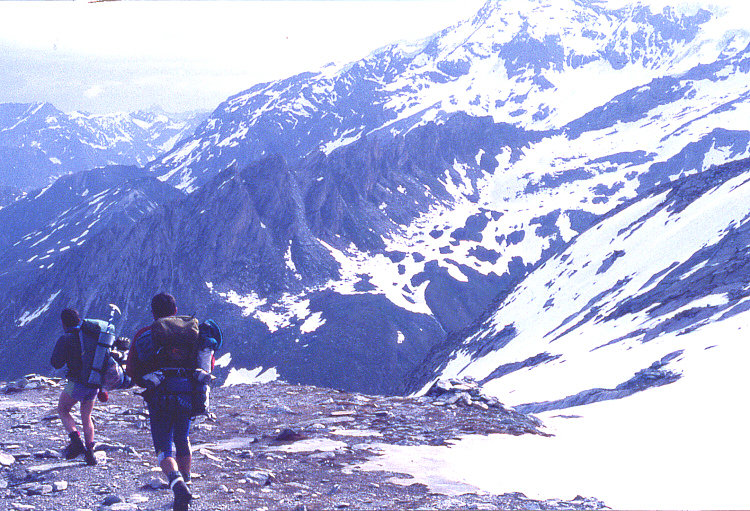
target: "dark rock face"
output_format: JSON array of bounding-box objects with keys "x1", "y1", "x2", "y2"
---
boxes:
[
  {"x1": 479, "y1": 352, "x2": 561, "y2": 385},
  {"x1": 260, "y1": 291, "x2": 444, "y2": 395},
  {"x1": 565, "y1": 210, "x2": 599, "y2": 234},
  {"x1": 596, "y1": 250, "x2": 626, "y2": 275},
  {"x1": 419, "y1": 261, "x2": 507, "y2": 335},
  {"x1": 0, "y1": 114, "x2": 542, "y2": 395},
  {"x1": 637, "y1": 128, "x2": 750, "y2": 194},
  {"x1": 0, "y1": 102, "x2": 206, "y2": 190},
  {"x1": 524, "y1": 168, "x2": 594, "y2": 194},
  {"x1": 515, "y1": 354, "x2": 683, "y2": 414},
  {"x1": 565, "y1": 76, "x2": 692, "y2": 139}
]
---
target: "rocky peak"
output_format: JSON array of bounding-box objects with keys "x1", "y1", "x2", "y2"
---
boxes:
[{"x1": 148, "y1": 0, "x2": 745, "y2": 192}]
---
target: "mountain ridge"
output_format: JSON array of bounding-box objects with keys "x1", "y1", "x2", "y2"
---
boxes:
[
  {"x1": 0, "y1": 102, "x2": 207, "y2": 191},
  {"x1": 147, "y1": 0, "x2": 748, "y2": 192}
]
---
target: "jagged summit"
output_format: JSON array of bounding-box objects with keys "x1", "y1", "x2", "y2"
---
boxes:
[{"x1": 147, "y1": 0, "x2": 746, "y2": 193}]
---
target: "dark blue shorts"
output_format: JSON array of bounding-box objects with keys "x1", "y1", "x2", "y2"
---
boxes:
[{"x1": 147, "y1": 401, "x2": 192, "y2": 461}]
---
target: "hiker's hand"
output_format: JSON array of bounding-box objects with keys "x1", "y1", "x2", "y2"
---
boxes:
[
  {"x1": 142, "y1": 371, "x2": 164, "y2": 389},
  {"x1": 193, "y1": 369, "x2": 213, "y2": 384}
]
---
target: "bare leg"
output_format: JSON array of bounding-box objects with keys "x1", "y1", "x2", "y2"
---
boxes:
[
  {"x1": 176, "y1": 454, "x2": 191, "y2": 478},
  {"x1": 79, "y1": 399, "x2": 95, "y2": 448},
  {"x1": 162, "y1": 455, "x2": 192, "y2": 510},
  {"x1": 160, "y1": 456, "x2": 179, "y2": 477},
  {"x1": 57, "y1": 392, "x2": 77, "y2": 434}
]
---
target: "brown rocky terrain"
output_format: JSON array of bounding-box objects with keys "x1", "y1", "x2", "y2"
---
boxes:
[{"x1": 0, "y1": 376, "x2": 608, "y2": 511}]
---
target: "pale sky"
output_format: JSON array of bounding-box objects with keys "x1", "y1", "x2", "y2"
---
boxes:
[
  {"x1": 0, "y1": 0, "x2": 746, "y2": 115},
  {"x1": 0, "y1": 0, "x2": 485, "y2": 114}
]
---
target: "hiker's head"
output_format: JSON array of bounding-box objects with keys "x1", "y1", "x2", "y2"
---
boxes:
[
  {"x1": 60, "y1": 308, "x2": 80, "y2": 331},
  {"x1": 151, "y1": 293, "x2": 177, "y2": 319}
]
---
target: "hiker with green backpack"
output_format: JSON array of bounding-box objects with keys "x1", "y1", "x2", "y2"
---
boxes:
[
  {"x1": 51, "y1": 306, "x2": 133, "y2": 466},
  {"x1": 50, "y1": 308, "x2": 99, "y2": 466},
  {"x1": 126, "y1": 292, "x2": 222, "y2": 511}
]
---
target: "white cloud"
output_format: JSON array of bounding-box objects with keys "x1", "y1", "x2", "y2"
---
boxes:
[{"x1": 84, "y1": 85, "x2": 102, "y2": 98}]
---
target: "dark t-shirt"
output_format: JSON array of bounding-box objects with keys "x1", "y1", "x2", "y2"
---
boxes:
[{"x1": 50, "y1": 329, "x2": 83, "y2": 382}]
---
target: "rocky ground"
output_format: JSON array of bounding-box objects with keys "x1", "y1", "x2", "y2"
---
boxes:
[{"x1": 0, "y1": 375, "x2": 608, "y2": 511}]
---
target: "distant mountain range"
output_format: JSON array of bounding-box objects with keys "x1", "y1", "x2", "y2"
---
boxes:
[
  {"x1": 1, "y1": 0, "x2": 749, "y2": 403},
  {"x1": 0, "y1": 102, "x2": 207, "y2": 192}
]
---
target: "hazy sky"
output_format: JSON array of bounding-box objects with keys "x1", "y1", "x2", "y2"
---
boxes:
[
  {"x1": 0, "y1": 0, "x2": 485, "y2": 114},
  {"x1": 0, "y1": 0, "x2": 745, "y2": 115}
]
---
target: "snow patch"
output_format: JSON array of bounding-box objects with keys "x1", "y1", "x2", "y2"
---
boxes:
[
  {"x1": 331, "y1": 429, "x2": 383, "y2": 438},
  {"x1": 17, "y1": 290, "x2": 60, "y2": 327},
  {"x1": 300, "y1": 311, "x2": 326, "y2": 334},
  {"x1": 268, "y1": 438, "x2": 347, "y2": 453},
  {"x1": 214, "y1": 352, "x2": 232, "y2": 368},
  {"x1": 222, "y1": 366, "x2": 279, "y2": 387}
]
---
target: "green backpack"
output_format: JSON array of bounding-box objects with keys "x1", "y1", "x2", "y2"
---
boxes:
[
  {"x1": 151, "y1": 315, "x2": 200, "y2": 369},
  {"x1": 78, "y1": 319, "x2": 116, "y2": 389}
]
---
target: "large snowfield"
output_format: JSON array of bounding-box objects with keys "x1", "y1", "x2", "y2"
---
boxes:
[{"x1": 357, "y1": 312, "x2": 749, "y2": 510}]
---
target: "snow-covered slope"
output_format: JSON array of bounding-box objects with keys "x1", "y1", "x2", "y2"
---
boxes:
[
  {"x1": 416, "y1": 156, "x2": 750, "y2": 413},
  {"x1": 363, "y1": 309, "x2": 750, "y2": 509},
  {"x1": 147, "y1": 0, "x2": 749, "y2": 192},
  {"x1": 0, "y1": 102, "x2": 206, "y2": 190},
  {"x1": 386, "y1": 156, "x2": 750, "y2": 510}
]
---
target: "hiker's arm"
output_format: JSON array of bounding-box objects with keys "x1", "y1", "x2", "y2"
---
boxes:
[
  {"x1": 125, "y1": 344, "x2": 139, "y2": 380},
  {"x1": 50, "y1": 335, "x2": 67, "y2": 369},
  {"x1": 125, "y1": 338, "x2": 148, "y2": 387}
]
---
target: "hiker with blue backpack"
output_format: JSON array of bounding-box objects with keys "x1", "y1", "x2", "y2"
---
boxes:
[
  {"x1": 50, "y1": 308, "x2": 99, "y2": 466},
  {"x1": 126, "y1": 292, "x2": 222, "y2": 511}
]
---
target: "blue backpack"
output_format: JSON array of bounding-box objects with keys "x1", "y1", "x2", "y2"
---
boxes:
[{"x1": 199, "y1": 319, "x2": 223, "y2": 351}]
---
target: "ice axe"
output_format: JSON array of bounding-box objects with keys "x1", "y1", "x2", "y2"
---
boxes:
[{"x1": 108, "y1": 303, "x2": 122, "y2": 323}]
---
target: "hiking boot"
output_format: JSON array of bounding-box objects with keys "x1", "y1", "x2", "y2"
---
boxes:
[
  {"x1": 172, "y1": 479, "x2": 192, "y2": 511},
  {"x1": 63, "y1": 433, "x2": 86, "y2": 460},
  {"x1": 62, "y1": 441, "x2": 84, "y2": 460},
  {"x1": 83, "y1": 445, "x2": 98, "y2": 466}
]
